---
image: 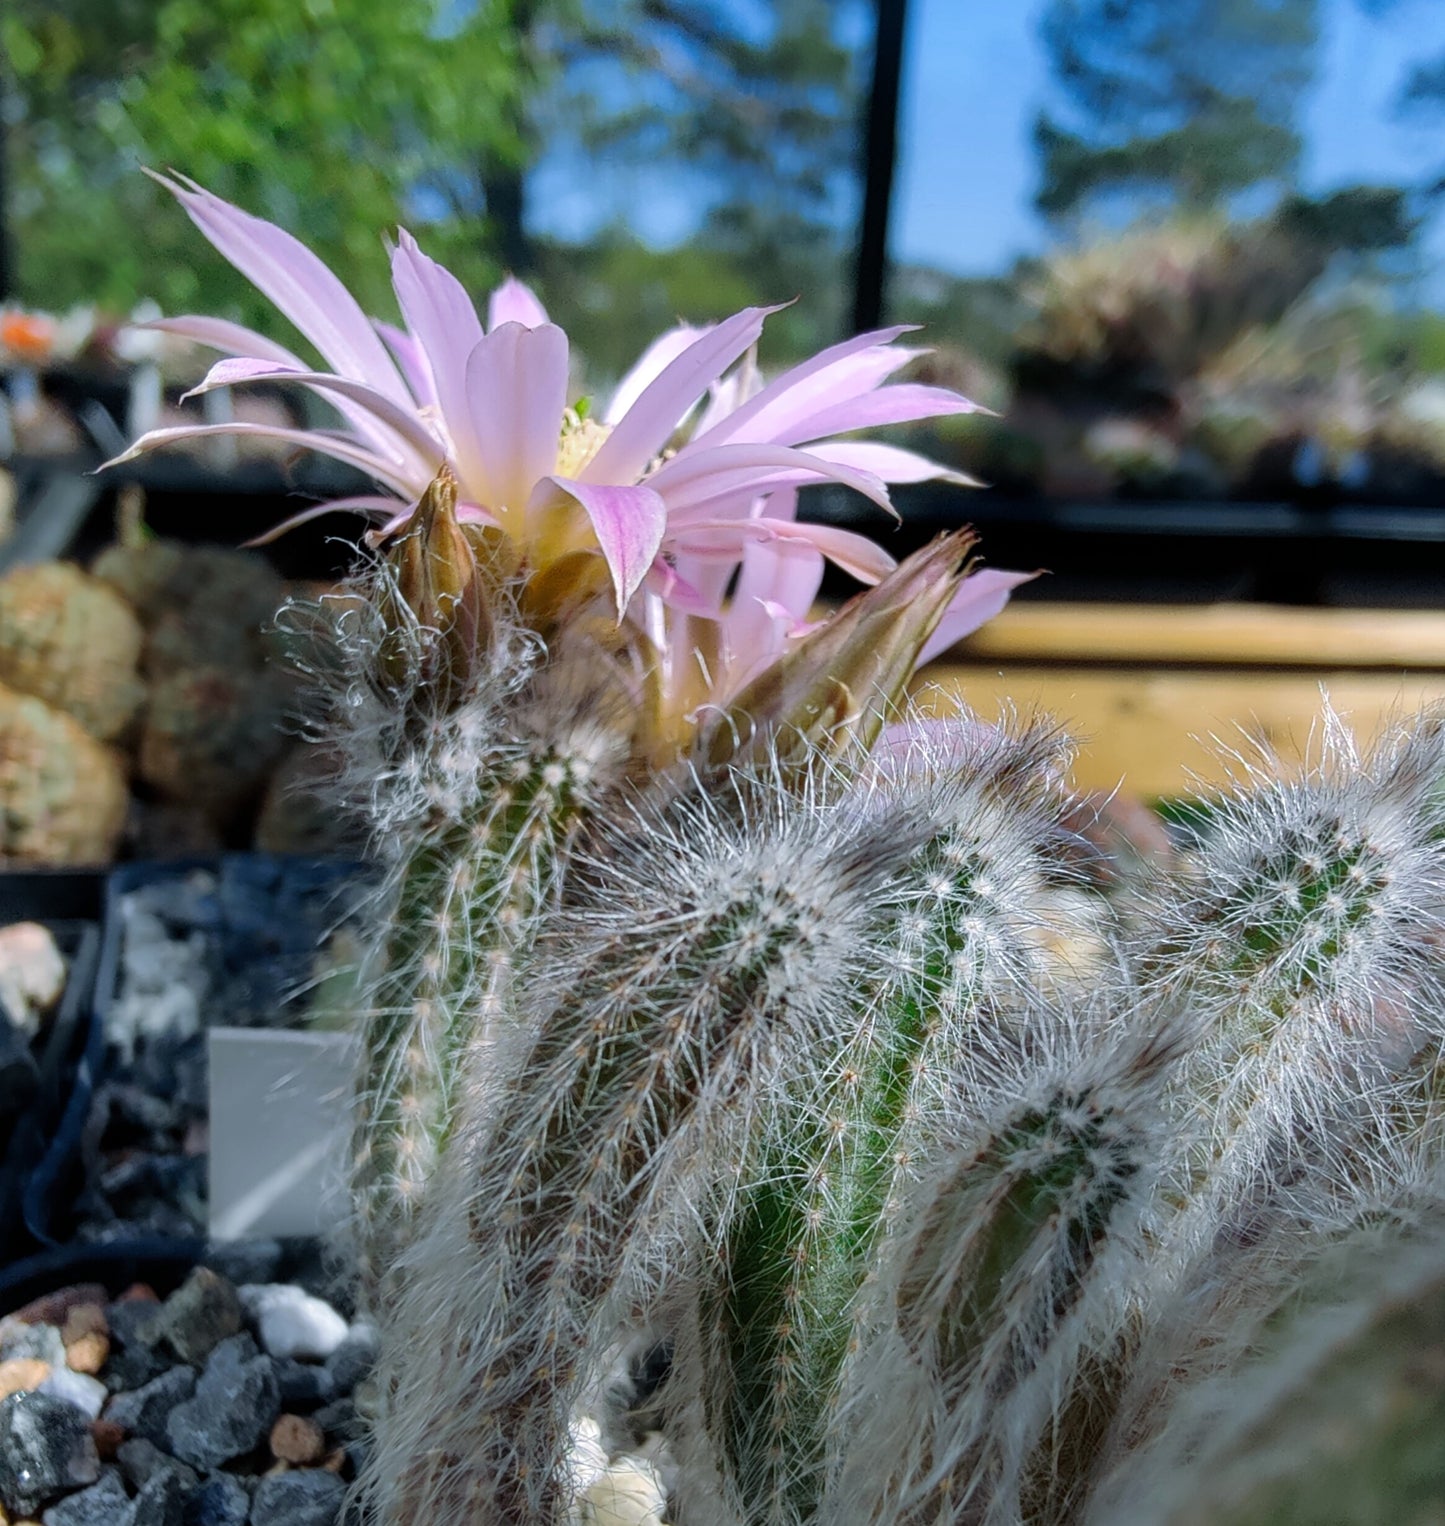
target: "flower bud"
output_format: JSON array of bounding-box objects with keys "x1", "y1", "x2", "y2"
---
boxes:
[
  {"x1": 699, "y1": 530, "x2": 979, "y2": 776},
  {"x1": 377, "y1": 466, "x2": 493, "y2": 709}
]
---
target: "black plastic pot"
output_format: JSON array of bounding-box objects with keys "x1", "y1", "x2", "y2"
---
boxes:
[
  {"x1": 20, "y1": 855, "x2": 367, "y2": 1254},
  {"x1": 0, "y1": 874, "x2": 104, "y2": 1268}
]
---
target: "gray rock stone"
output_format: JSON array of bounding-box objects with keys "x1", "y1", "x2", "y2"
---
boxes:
[
  {"x1": 104, "y1": 1364, "x2": 197, "y2": 1448},
  {"x1": 39, "y1": 1468, "x2": 134, "y2": 1526},
  {"x1": 182, "y1": 1471, "x2": 251, "y2": 1526},
  {"x1": 166, "y1": 1333, "x2": 280, "y2": 1470},
  {"x1": 274, "y1": 1358, "x2": 334, "y2": 1410},
  {"x1": 106, "y1": 1299, "x2": 164, "y2": 1352},
  {"x1": 38, "y1": 1366, "x2": 108, "y2": 1419},
  {"x1": 250, "y1": 1468, "x2": 345, "y2": 1526},
  {"x1": 0, "y1": 1319, "x2": 67, "y2": 1367},
  {"x1": 0, "y1": 1390, "x2": 102, "y2": 1516},
  {"x1": 133, "y1": 1466, "x2": 188, "y2": 1526},
  {"x1": 117, "y1": 1436, "x2": 200, "y2": 1494},
  {"x1": 155, "y1": 1269, "x2": 245, "y2": 1366},
  {"x1": 322, "y1": 1330, "x2": 374, "y2": 1397},
  {"x1": 310, "y1": 1397, "x2": 357, "y2": 1443},
  {"x1": 103, "y1": 1342, "x2": 167, "y2": 1394}
]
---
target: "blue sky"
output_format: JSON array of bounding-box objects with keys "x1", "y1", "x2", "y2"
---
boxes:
[{"x1": 891, "y1": 0, "x2": 1445, "y2": 287}]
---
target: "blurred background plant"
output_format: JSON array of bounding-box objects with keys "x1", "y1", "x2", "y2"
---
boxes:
[{"x1": 5, "y1": 0, "x2": 1445, "y2": 502}]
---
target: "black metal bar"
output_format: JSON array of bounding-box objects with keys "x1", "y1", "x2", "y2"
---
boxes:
[{"x1": 852, "y1": 0, "x2": 910, "y2": 334}]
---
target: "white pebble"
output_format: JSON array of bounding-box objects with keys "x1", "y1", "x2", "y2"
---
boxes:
[
  {"x1": 0, "y1": 922, "x2": 66, "y2": 1036},
  {"x1": 581, "y1": 1456, "x2": 669, "y2": 1525},
  {"x1": 238, "y1": 1283, "x2": 349, "y2": 1360},
  {"x1": 40, "y1": 1366, "x2": 108, "y2": 1419}
]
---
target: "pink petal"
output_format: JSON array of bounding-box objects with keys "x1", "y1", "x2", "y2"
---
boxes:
[
  {"x1": 806, "y1": 440, "x2": 982, "y2": 487},
  {"x1": 781, "y1": 384, "x2": 984, "y2": 445},
  {"x1": 465, "y1": 323, "x2": 570, "y2": 518},
  {"x1": 733, "y1": 534, "x2": 823, "y2": 623},
  {"x1": 184, "y1": 358, "x2": 444, "y2": 474},
  {"x1": 603, "y1": 324, "x2": 706, "y2": 426},
  {"x1": 670, "y1": 517, "x2": 898, "y2": 586},
  {"x1": 243, "y1": 494, "x2": 402, "y2": 545},
  {"x1": 669, "y1": 548, "x2": 736, "y2": 613},
  {"x1": 916, "y1": 569, "x2": 1040, "y2": 666},
  {"x1": 486, "y1": 276, "x2": 549, "y2": 331},
  {"x1": 105, "y1": 422, "x2": 419, "y2": 497},
  {"x1": 643, "y1": 559, "x2": 717, "y2": 616},
  {"x1": 584, "y1": 304, "x2": 790, "y2": 487},
  {"x1": 374, "y1": 321, "x2": 438, "y2": 408},
  {"x1": 692, "y1": 348, "x2": 763, "y2": 436},
  {"x1": 143, "y1": 313, "x2": 404, "y2": 462},
  {"x1": 690, "y1": 327, "x2": 918, "y2": 448},
  {"x1": 150, "y1": 173, "x2": 410, "y2": 405},
  {"x1": 138, "y1": 315, "x2": 304, "y2": 368},
  {"x1": 648, "y1": 442, "x2": 894, "y2": 518},
  {"x1": 390, "y1": 231, "x2": 490, "y2": 493},
  {"x1": 542, "y1": 477, "x2": 667, "y2": 616}
]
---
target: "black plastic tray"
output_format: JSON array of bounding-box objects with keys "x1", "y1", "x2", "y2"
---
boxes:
[{"x1": 20, "y1": 855, "x2": 366, "y2": 1253}]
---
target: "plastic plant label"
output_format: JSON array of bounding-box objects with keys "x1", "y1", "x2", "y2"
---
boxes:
[{"x1": 208, "y1": 1027, "x2": 357, "y2": 1241}]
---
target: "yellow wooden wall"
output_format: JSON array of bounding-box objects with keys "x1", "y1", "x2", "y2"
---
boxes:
[{"x1": 912, "y1": 603, "x2": 1445, "y2": 796}]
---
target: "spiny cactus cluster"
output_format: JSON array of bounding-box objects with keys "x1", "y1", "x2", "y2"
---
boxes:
[
  {"x1": 325, "y1": 475, "x2": 1445, "y2": 1525},
  {"x1": 149, "y1": 447, "x2": 1422, "y2": 1526},
  {"x1": 98, "y1": 175, "x2": 1444, "y2": 1519}
]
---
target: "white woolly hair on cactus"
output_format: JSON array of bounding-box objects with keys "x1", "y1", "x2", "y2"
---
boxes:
[
  {"x1": 1084, "y1": 1195, "x2": 1445, "y2": 1526},
  {"x1": 1134, "y1": 702, "x2": 1445, "y2": 1269},
  {"x1": 353, "y1": 749, "x2": 943, "y2": 1526},
  {"x1": 821, "y1": 1007, "x2": 1177, "y2": 1526},
  {"x1": 284, "y1": 544, "x2": 642, "y2": 1293},
  {"x1": 657, "y1": 710, "x2": 1121, "y2": 1526},
  {"x1": 274, "y1": 544, "x2": 538, "y2": 843}
]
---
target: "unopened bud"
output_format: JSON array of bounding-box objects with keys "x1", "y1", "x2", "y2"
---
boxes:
[
  {"x1": 378, "y1": 466, "x2": 493, "y2": 709},
  {"x1": 700, "y1": 530, "x2": 979, "y2": 776}
]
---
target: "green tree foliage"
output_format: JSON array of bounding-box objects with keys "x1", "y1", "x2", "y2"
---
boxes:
[
  {"x1": 1033, "y1": 0, "x2": 1321, "y2": 220},
  {"x1": 533, "y1": 0, "x2": 868, "y2": 373},
  {"x1": 3, "y1": 0, "x2": 865, "y2": 370},
  {"x1": 2, "y1": 0, "x2": 525, "y2": 335}
]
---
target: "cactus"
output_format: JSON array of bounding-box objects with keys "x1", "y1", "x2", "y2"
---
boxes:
[
  {"x1": 671, "y1": 719, "x2": 1107, "y2": 1526},
  {"x1": 136, "y1": 663, "x2": 295, "y2": 821},
  {"x1": 0, "y1": 682, "x2": 128, "y2": 864},
  {"x1": 1089, "y1": 1219, "x2": 1445, "y2": 1526},
  {"x1": 93, "y1": 539, "x2": 288, "y2": 677},
  {"x1": 0, "y1": 561, "x2": 145, "y2": 742},
  {"x1": 1133, "y1": 708, "x2": 1445, "y2": 1265},
  {"x1": 357, "y1": 761, "x2": 939, "y2": 1525},
  {"x1": 99, "y1": 191, "x2": 1445, "y2": 1524}
]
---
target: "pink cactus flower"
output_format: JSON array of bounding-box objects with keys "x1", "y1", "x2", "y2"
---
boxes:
[{"x1": 111, "y1": 176, "x2": 1030, "y2": 632}]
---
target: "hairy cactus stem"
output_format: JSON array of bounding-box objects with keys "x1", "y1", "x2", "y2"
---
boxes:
[
  {"x1": 1138, "y1": 709, "x2": 1445, "y2": 1263},
  {"x1": 362, "y1": 764, "x2": 931, "y2": 1526},
  {"x1": 696, "y1": 720, "x2": 1089, "y2": 1525},
  {"x1": 865, "y1": 1050, "x2": 1164, "y2": 1526}
]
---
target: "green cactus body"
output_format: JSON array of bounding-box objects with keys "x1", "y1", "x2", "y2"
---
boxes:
[
  {"x1": 1093, "y1": 1235, "x2": 1445, "y2": 1526},
  {"x1": 877, "y1": 1084, "x2": 1148, "y2": 1526},
  {"x1": 353, "y1": 740, "x2": 592, "y2": 1287},
  {"x1": 704, "y1": 834, "x2": 996, "y2": 1525},
  {"x1": 360, "y1": 777, "x2": 919, "y2": 1526},
  {"x1": 698, "y1": 728, "x2": 1098, "y2": 1525},
  {"x1": 1146, "y1": 733, "x2": 1443, "y2": 1252}
]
